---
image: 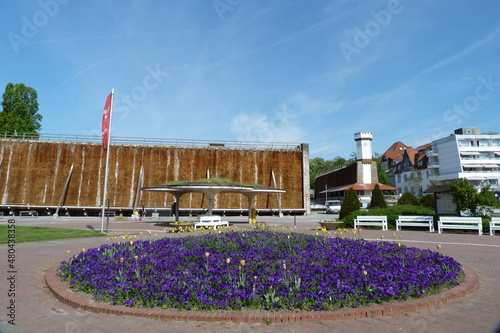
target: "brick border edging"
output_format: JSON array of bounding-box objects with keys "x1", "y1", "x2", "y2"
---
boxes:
[{"x1": 45, "y1": 263, "x2": 479, "y2": 323}]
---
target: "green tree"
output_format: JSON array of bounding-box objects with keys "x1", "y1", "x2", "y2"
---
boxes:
[
  {"x1": 309, "y1": 156, "x2": 348, "y2": 189},
  {"x1": 376, "y1": 161, "x2": 393, "y2": 186},
  {"x1": 407, "y1": 170, "x2": 423, "y2": 195},
  {"x1": 397, "y1": 192, "x2": 419, "y2": 206},
  {"x1": 370, "y1": 183, "x2": 388, "y2": 209},
  {"x1": 449, "y1": 178, "x2": 478, "y2": 216},
  {"x1": 0, "y1": 83, "x2": 42, "y2": 134},
  {"x1": 477, "y1": 185, "x2": 500, "y2": 215},
  {"x1": 420, "y1": 194, "x2": 435, "y2": 210},
  {"x1": 340, "y1": 188, "x2": 361, "y2": 219},
  {"x1": 448, "y1": 179, "x2": 500, "y2": 216}
]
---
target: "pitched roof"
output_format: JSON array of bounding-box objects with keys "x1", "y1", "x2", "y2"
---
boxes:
[{"x1": 381, "y1": 141, "x2": 409, "y2": 162}]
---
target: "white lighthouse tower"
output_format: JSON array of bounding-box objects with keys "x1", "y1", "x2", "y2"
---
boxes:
[{"x1": 354, "y1": 132, "x2": 373, "y2": 184}]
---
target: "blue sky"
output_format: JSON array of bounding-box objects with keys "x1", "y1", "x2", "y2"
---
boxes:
[{"x1": 2, "y1": 1, "x2": 500, "y2": 159}]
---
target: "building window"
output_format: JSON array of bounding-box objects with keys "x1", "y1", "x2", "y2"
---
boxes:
[
  {"x1": 470, "y1": 180, "x2": 481, "y2": 187},
  {"x1": 459, "y1": 140, "x2": 471, "y2": 147},
  {"x1": 481, "y1": 152, "x2": 491, "y2": 159},
  {"x1": 478, "y1": 140, "x2": 489, "y2": 147}
]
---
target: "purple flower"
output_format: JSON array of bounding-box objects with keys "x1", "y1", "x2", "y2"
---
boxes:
[{"x1": 58, "y1": 231, "x2": 462, "y2": 311}]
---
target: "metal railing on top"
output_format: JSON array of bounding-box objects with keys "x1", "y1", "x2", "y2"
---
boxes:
[{"x1": 0, "y1": 132, "x2": 303, "y2": 150}]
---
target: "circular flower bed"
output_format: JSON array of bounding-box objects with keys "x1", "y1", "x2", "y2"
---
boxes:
[{"x1": 58, "y1": 231, "x2": 462, "y2": 311}]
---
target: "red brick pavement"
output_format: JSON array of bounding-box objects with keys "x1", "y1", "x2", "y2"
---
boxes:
[{"x1": 1, "y1": 215, "x2": 500, "y2": 333}]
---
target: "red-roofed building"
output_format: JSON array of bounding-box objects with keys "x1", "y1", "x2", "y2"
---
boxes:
[
  {"x1": 380, "y1": 141, "x2": 408, "y2": 169},
  {"x1": 394, "y1": 143, "x2": 434, "y2": 196}
]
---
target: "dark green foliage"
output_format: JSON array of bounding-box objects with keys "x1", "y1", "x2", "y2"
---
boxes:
[
  {"x1": 449, "y1": 178, "x2": 477, "y2": 215},
  {"x1": 309, "y1": 156, "x2": 348, "y2": 189},
  {"x1": 448, "y1": 179, "x2": 499, "y2": 216},
  {"x1": 0, "y1": 83, "x2": 42, "y2": 134},
  {"x1": 370, "y1": 184, "x2": 388, "y2": 209},
  {"x1": 339, "y1": 205, "x2": 435, "y2": 229},
  {"x1": 477, "y1": 186, "x2": 500, "y2": 208},
  {"x1": 339, "y1": 188, "x2": 361, "y2": 219},
  {"x1": 420, "y1": 194, "x2": 435, "y2": 209},
  {"x1": 376, "y1": 161, "x2": 393, "y2": 186},
  {"x1": 397, "y1": 192, "x2": 420, "y2": 206}
]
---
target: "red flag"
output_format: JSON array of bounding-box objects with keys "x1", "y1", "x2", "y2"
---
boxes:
[{"x1": 101, "y1": 92, "x2": 112, "y2": 150}]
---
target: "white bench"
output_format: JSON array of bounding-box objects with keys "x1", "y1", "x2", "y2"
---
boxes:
[
  {"x1": 489, "y1": 217, "x2": 500, "y2": 236},
  {"x1": 194, "y1": 215, "x2": 229, "y2": 230},
  {"x1": 396, "y1": 215, "x2": 434, "y2": 232},
  {"x1": 354, "y1": 216, "x2": 388, "y2": 230},
  {"x1": 438, "y1": 216, "x2": 483, "y2": 235}
]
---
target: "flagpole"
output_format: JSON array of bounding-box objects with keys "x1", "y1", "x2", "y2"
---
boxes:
[{"x1": 101, "y1": 89, "x2": 114, "y2": 232}]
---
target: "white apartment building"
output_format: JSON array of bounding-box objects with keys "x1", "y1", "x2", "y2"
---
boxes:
[{"x1": 427, "y1": 128, "x2": 500, "y2": 190}]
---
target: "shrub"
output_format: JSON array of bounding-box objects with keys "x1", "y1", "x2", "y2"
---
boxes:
[
  {"x1": 340, "y1": 205, "x2": 435, "y2": 229},
  {"x1": 370, "y1": 184, "x2": 387, "y2": 209},
  {"x1": 340, "y1": 188, "x2": 361, "y2": 219},
  {"x1": 397, "y1": 192, "x2": 419, "y2": 206},
  {"x1": 420, "y1": 194, "x2": 435, "y2": 210}
]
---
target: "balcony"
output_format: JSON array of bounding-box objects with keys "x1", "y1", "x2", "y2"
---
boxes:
[{"x1": 427, "y1": 162, "x2": 439, "y2": 169}]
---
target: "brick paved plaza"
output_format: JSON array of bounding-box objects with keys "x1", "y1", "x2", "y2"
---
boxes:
[{"x1": 1, "y1": 213, "x2": 499, "y2": 333}]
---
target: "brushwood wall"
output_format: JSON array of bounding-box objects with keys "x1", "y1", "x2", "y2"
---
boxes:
[{"x1": 0, "y1": 139, "x2": 309, "y2": 215}]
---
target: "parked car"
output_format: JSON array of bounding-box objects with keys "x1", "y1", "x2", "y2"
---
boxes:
[{"x1": 325, "y1": 200, "x2": 341, "y2": 214}]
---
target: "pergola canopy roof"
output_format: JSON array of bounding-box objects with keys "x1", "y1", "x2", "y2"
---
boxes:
[
  {"x1": 142, "y1": 181, "x2": 285, "y2": 196},
  {"x1": 141, "y1": 178, "x2": 286, "y2": 219}
]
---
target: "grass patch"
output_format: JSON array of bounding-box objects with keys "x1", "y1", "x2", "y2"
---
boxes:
[{"x1": 0, "y1": 225, "x2": 105, "y2": 244}]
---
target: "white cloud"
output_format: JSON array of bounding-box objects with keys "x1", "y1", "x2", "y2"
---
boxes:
[
  {"x1": 229, "y1": 93, "x2": 344, "y2": 144},
  {"x1": 230, "y1": 110, "x2": 304, "y2": 143}
]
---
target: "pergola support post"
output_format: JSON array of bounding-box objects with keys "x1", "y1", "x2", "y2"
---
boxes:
[{"x1": 173, "y1": 193, "x2": 182, "y2": 221}]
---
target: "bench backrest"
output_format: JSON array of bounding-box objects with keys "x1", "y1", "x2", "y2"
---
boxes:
[
  {"x1": 491, "y1": 217, "x2": 500, "y2": 223},
  {"x1": 199, "y1": 215, "x2": 221, "y2": 223},
  {"x1": 398, "y1": 215, "x2": 433, "y2": 221},
  {"x1": 356, "y1": 216, "x2": 387, "y2": 221},
  {"x1": 439, "y1": 216, "x2": 482, "y2": 223}
]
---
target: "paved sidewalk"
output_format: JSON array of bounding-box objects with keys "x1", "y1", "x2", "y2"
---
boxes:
[{"x1": 1, "y1": 214, "x2": 500, "y2": 332}]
